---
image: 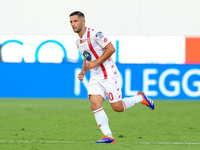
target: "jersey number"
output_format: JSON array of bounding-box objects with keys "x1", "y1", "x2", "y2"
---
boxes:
[{"x1": 108, "y1": 92, "x2": 114, "y2": 101}]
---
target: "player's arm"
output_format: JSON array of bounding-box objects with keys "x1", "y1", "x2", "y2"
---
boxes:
[
  {"x1": 78, "y1": 59, "x2": 89, "y2": 81},
  {"x1": 81, "y1": 59, "x2": 89, "y2": 74},
  {"x1": 86, "y1": 42, "x2": 115, "y2": 69}
]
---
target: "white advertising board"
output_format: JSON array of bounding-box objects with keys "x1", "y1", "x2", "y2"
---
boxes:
[{"x1": 0, "y1": 35, "x2": 185, "y2": 64}]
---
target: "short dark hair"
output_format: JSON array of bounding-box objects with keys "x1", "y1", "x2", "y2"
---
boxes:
[{"x1": 70, "y1": 11, "x2": 85, "y2": 18}]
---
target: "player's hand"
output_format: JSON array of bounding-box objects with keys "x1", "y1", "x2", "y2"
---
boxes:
[
  {"x1": 78, "y1": 72, "x2": 84, "y2": 81},
  {"x1": 86, "y1": 61, "x2": 98, "y2": 69}
]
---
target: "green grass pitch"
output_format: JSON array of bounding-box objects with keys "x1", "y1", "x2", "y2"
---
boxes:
[{"x1": 0, "y1": 99, "x2": 200, "y2": 150}]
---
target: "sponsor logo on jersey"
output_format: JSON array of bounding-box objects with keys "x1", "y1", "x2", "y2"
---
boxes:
[
  {"x1": 83, "y1": 51, "x2": 92, "y2": 61},
  {"x1": 95, "y1": 32, "x2": 104, "y2": 39}
]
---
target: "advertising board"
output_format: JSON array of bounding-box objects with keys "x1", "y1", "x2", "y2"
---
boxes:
[
  {"x1": 0, "y1": 35, "x2": 185, "y2": 64},
  {"x1": 0, "y1": 63, "x2": 199, "y2": 99}
]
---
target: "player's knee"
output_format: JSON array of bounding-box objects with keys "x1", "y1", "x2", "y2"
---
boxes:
[
  {"x1": 112, "y1": 105, "x2": 124, "y2": 112},
  {"x1": 111, "y1": 101, "x2": 124, "y2": 112},
  {"x1": 90, "y1": 102, "x2": 101, "y2": 111}
]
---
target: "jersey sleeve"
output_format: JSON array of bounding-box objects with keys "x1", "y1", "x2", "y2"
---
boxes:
[{"x1": 94, "y1": 30, "x2": 111, "y2": 49}]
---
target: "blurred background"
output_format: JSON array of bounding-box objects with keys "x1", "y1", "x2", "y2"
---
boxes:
[{"x1": 0, "y1": 0, "x2": 200, "y2": 99}]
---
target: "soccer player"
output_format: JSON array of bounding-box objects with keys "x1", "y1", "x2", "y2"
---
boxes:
[{"x1": 69, "y1": 11, "x2": 154, "y2": 143}]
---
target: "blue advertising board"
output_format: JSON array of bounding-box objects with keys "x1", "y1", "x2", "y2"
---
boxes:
[{"x1": 0, "y1": 63, "x2": 199, "y2": 99}]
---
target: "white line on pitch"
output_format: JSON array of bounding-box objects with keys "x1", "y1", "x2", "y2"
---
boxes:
[
  {"x1": 139, "y1": 142, "x2": 200, "y2": 145},
  {"x1": 0, "y1": 140, "x2": 91, "y2": 144},
  {"x1": 0, "y1": 140, "x2": 200, "y2": 145}
]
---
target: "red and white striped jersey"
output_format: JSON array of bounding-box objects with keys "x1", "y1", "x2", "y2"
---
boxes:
[{"x1": 75, "y1": 27, "x2": 119, "y2": 79}]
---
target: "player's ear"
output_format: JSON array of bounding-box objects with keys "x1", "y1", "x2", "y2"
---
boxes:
[{"x1": 82, "y1": 18, "x2": 85, "y2": 24}]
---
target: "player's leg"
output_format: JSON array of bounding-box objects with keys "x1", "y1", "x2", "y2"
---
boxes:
[
  {"x1": 104, "y1": 76, "x2": 154, "y2": 112},
  {"x1": 89, "y1": 94, "x2": 103, "y2": 111},
  {"x1": 88, "y1": 79, "x2": 115, "y2": 143},
  {"x1": 102, "y1": 76, "x2": 141, "y2": 112},
  {"x1": 109, "y1": 93, "x2": 143, "y2": 112},
  {"x1": 110, "y1": 92, "x2": 154, "y2": 112},
  {"x1": 110, "y1": 101, "x2": 124, "y2": 112},
  {"x1": 90, "y1": 95, "x2": 115, "y2": 143}
]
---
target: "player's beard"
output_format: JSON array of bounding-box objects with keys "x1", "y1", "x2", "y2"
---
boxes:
[{"x1": 74, "y1": 26, "x2": 83, "y2": 34}]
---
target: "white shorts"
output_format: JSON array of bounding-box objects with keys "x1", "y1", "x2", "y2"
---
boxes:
[{"x1": 88, "y1": 76, "x2": 122, "y2": 103}]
